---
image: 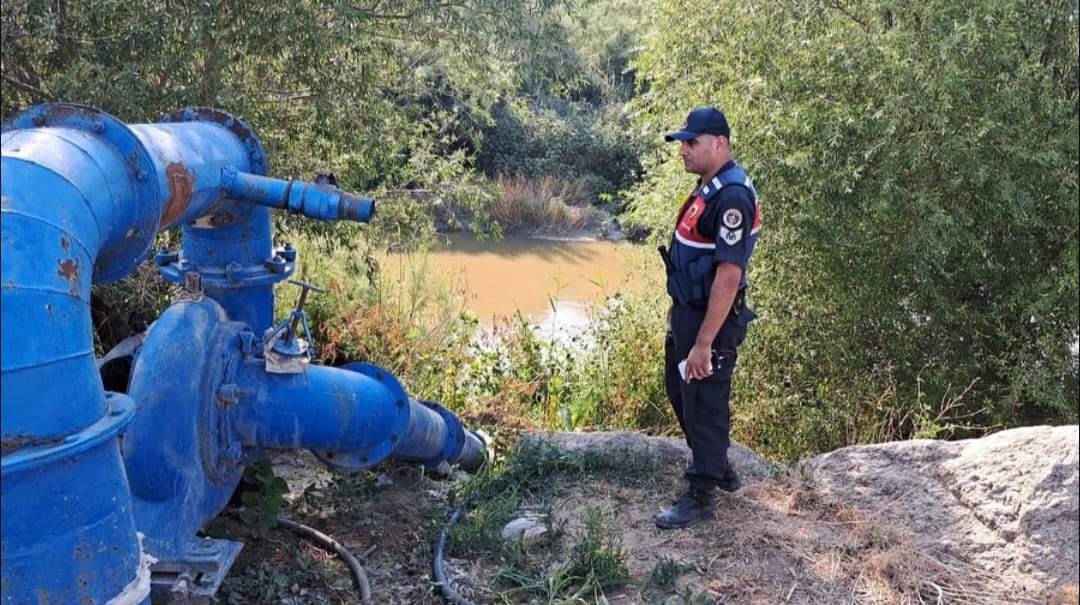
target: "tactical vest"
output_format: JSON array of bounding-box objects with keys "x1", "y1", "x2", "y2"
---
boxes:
[{"x1": 660, "y1": 162, "x2": 760, "y2": 311}]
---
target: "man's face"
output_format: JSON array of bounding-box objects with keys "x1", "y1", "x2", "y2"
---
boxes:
[{"x1": 679, "y1": 134, "x2": 726, "y2": 177}]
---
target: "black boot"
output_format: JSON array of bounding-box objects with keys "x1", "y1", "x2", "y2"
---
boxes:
[
  {"x1": 718, "y1": 466, "x2": 741, "y2": 493},
  {"x1": 655, "y1": 487, "x2": 715, "y2": 529}
]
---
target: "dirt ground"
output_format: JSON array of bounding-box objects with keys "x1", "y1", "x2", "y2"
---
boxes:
[{"x1": 214, "y1": 429, "x2": 1079, "y2": 605}]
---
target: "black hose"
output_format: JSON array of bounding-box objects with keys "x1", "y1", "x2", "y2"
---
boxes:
[
  {"x1": 277, "y1": 516, "x2": 373, "y2": 604},
  {"x1": 433, "y1": 507, "x2": 479, "y2": 605}
]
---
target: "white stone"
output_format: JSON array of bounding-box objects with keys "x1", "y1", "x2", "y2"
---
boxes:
[{"x1": 501, "y1": 516, "x2": 548, "y2": 546}]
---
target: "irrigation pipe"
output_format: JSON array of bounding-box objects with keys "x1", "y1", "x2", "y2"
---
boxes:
[
  {"x1": 433, "y1": 507, "x2": 479, "y2": 605},
  {"x1": 277, "y1": 516, "x2": 373, "y2": 604}
]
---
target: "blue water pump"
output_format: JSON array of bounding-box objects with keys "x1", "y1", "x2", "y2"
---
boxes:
[{"x1": 0, "y1": 103, "x2": 487, "y2": 603}]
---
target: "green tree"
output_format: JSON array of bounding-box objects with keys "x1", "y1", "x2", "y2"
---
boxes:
[
  {"x1": 627, "y1": 0, "x2": 1079, "y2": 458},
  {"x1": 1, "y1": 0, "x2": 564, "y2": 187}
]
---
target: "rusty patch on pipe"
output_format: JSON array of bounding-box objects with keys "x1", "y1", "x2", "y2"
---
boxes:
[
  {"x1": 46, "y1": 104, "x2": 91, "y2": 121},
  {"x1": 1, "y1": 434, "x2": 64, "y2": 455},
  {"x1": 160, "y1": 162, "x2": 195, "y2": 227},
  {"x1": 58, "y1": 258, "x2": 79, "y2": 295},
  {"x1": 60, "y1": 237, "x2": 70, "y2": 251}
]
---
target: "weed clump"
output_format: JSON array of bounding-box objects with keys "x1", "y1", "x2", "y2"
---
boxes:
[
  {"x1": 643, "y1": 558, "x2": 685, "y2": 592},
  {"x1": 444, "y1": 439, "x2": 649, "y2": 602},
  {"x1": 560, "y1": 507, "x2": 632, "y2": 596}
]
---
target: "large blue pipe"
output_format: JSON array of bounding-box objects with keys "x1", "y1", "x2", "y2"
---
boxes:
[
  {"x1": 1, "y1": 104, "x2": 245, "y2": 603},
  {"x1": 231, "y1": 362, "x2": 485, "y2": 468},
  {"x1": 1, "y1": 104, "x2": 485, "y2": 602}
]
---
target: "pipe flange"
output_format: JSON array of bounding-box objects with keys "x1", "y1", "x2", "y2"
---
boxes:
[
  {"x1": 1, "y1": 392, "x2": 136, "y2": 475},
  {"x1": 161, "y1": 259, "x2": 295, "y2": 289},
  {"x1": 2, "y1": 103, "x2": 160, "y2": 284},
  {"x1": 157, "y1": 245, "x2": 296, "y2": 290},
  {"x1": 201, "y1": 327, "x2": 248, "y2": 485},
  {"x1": 159, "y1": 107, "x2": 268, "y2": 176},
  {"x1": 311, "y1": 362, "x2": 411, "y2": 472}
]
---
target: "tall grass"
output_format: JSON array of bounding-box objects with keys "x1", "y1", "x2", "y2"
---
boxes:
[
  {"x1": 491, "y1": 176, "x2": 604, "y2": 234},
  {"x1": 279, "y1": 226, "x2": 675, "y2": 439}
]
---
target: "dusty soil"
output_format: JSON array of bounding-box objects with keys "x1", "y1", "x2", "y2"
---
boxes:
[
  {"x1": 215, "y1": 450, "x2": 456, "y2": 604},
  {"x1": 216, "y1": 427, "x2": 1079, "y2": 604}
]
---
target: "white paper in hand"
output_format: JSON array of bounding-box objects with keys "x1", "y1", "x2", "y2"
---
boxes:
[{"x1": 678, "y1": 358, "x2": 712, "y2": 383}]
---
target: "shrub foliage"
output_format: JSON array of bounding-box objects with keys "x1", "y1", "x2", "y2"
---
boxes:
[{"x1": 626, "y1": 0, "x2": 1079, "y2": 457}]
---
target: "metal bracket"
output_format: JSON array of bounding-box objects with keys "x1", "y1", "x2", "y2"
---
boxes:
[
  {"x1": 184, "y1": 271, "x2": 203, "y2": 296},
  {"x1": 263, "y1": 279, "x2": 324, "y2": 374},
  {"x1": 149, "y1": 538, "x2": 243, "y2": 604}
]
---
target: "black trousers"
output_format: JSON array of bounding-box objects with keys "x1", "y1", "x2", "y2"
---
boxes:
[{"x1": 664, "y1": 304, "x2": 747, "y2": 492}]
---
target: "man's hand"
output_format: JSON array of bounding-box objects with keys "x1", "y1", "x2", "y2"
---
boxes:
[
  {"x1": 686, "y1": 261, "x2": 742, "y2": 382},
  {"x1": 685, "y1": 342, "x2": 713, "y2": 381}
]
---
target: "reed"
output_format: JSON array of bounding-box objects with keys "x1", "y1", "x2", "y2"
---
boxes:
[{"x1": 490, "y1": 176, "x2": 603, "y2": 234}]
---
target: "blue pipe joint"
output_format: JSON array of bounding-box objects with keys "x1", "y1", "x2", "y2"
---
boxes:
[
  {"x1": 155, "y1": 243, "x2": 297, "y2": 289},
  {"x1": 221, "y1": 166, "x2": 375, "y2": 222},
  {"x1": 2, "y1": 103, "x2": 161, "y2": 284},
  {"x1": 393, "y1": 400, "x2": 487, "y2": 470},
  {"x1": 307, "y1": 362, "x2": 411, "y2": 471},
  {"x1": 160, "y1": 107, "x2": 268, "y2": 176}
]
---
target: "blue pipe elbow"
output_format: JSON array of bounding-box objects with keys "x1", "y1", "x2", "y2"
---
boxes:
[{"x1": 1, "y1": 103, "x2": 172, "y2": 604}]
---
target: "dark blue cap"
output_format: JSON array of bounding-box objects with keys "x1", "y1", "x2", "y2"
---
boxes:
[{"x1": 665, "y1": 107, "x2": 730, "y2": 141}]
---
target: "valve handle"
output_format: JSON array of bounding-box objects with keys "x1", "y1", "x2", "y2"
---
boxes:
[{"x1": 285, "y1": 279, "x2": 325, "y2": 336}]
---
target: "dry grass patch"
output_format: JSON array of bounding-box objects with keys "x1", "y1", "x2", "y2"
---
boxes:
[
  {"x1": 459, "y1": 467, "x2": 1048, "y2": 604},
  {"x1": 751, "y1": 477, "x2": 1042, "y2": 605},
  {"x1": 491, "y1": 176, "x2": 603, "y2": 234}
]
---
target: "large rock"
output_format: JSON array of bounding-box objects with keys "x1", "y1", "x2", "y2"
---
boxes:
[
  {"x1": 805, "y1": 425, "x2": 1079, "y2": 595},
  {"x1": 524, "y1": 430, "x2": 771, "y2": 479}
]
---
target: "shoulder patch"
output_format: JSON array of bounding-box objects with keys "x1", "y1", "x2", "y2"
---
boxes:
[
  {"x1": 722, "y1": 208, "x2": 743, "y2": 229},
  {"x1": 719, "y1": 226, "x2": 743, "y2": 245}
]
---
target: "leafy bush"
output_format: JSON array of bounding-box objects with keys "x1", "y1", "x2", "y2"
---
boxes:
[
  {"x1": 627, "y1": 0, "x2": 1080, "y2": 458},
  {"x1": 572, "y1": 286, "x2": 670, "y2": 430},
  {"x1": 478, "y1": 98, "x2": 647, "y2": 204}
]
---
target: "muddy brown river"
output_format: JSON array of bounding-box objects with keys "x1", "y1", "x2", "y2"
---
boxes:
[{"x1": 383, "y1": 234, "x2": 645, "y2": 338}]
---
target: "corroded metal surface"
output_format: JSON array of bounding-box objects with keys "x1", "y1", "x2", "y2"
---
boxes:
[
  {"x1": 57, "y1": 258, "x2": 80, "y2": 296},
  {"x1": 160, "y1": 162, "x2": 194, "y2": 227},
  {"x1": 0, "y1": 434, "x2": 64, "y2": 455}
]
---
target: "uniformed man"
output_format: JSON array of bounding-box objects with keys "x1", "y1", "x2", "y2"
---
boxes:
[{"x1": 655, "y1": 107, "x2": 760, "y2": 529}]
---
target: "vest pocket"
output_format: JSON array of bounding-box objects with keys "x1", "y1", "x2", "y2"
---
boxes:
[{"x1": 686, "y1": 255, "x2": 716, "y2": 305}]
